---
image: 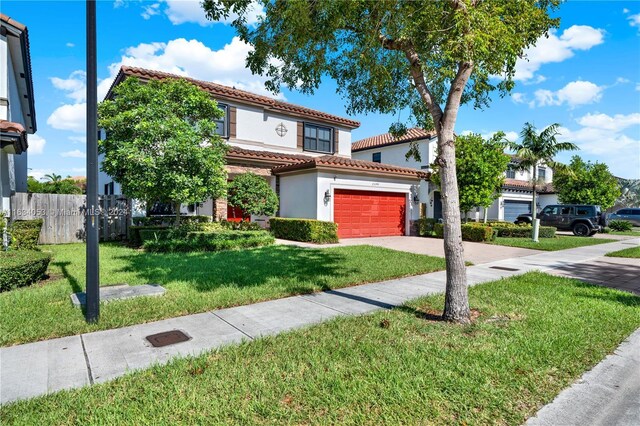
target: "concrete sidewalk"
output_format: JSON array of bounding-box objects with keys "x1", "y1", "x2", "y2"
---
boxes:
[{"x1": 1, "y1": 238, "x2": 638, "y2": 405}]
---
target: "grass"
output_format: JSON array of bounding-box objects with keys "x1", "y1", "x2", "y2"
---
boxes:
[
  {"x1": 605, "y1": 246, "x2": 640, "y2": 258},
  {"x1": 606, "y1": 230, "x2": 640, "y2": 237},
  {"x1": 0, "y1": 243, "x2": 446, "y2": 346},
  {"x1": 2, "y1": 272, "x2": 638, "y2": 425},
  {"x1": 489, "y1": 235, "x2": 617, "y2": 251}
]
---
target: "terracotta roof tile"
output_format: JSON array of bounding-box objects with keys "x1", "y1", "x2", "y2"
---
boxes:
[
  {"x1": 110, "y1": 66, "x2": 360, "y2": 129},
  {"x1": 503, "y1": 178, "x2": 555, "y2": 193},
  {"x1": 272, "y1": 155, "x2": 429, "y2": 179},
  {"x1": 0, "y1": 120, "x2": 26, "y2": 134},
  {"x1": 352, "y1": 128, "x2": 435, "y2": 152},
  {"x1": 226, "y1": 147, "x2": 313, "y2": 165}
]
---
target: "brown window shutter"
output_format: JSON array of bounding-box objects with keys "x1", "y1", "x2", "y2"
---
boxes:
[
  {"x1": 297, "y1": 121, "x2": 304, "y2": 149},
  {"x1": 229, "y1": 106, "x2": 237, "y2": 138},
  {"x1": 334, "y1": 129, "x2": 339, "y2": 154}
]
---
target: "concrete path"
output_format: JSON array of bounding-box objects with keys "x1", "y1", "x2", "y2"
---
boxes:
[
  {"x1": 1, "y1": 238, "x2": 638, "y2": 405},
  {"x1": 277, "y1": 235, "x2": 542, "y2": 264},
  {"x1": 526, "y1": 328, "x2": 640, "y2": 426}
]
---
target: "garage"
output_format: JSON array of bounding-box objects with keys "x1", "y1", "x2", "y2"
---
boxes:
[
  {"x1": 504, "y1": 200, "x2": 531, "y2": 223},
  {"x1": 334, "y1": 189, "x2": 406, "y2": 238}
]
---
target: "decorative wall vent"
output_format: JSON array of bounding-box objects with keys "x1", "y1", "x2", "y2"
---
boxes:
[{"x1": 275, "y1": 122, "x2": 288, "y2": 137}]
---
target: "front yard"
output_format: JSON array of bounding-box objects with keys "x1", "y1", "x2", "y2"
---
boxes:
[
  {"x1": 2, "y1": 272, "x2": 638, "y2": 424},
  {"x1": 605, "y1": 246, "x2": 640, "y2": 258},
  {"x1": 0, "y1": 243, "x2": 445, "y2": 346},
  {"x1": 489, "y1": 235, "x2": 617, "y2": 251}
]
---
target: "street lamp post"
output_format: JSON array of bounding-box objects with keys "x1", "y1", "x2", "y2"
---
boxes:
[{"x1": 85, "y1": 0, "x2": 99, "y2": 322}]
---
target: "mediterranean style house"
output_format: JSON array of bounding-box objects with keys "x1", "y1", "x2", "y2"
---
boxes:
[
  {"x1": 99, "y1": 66, "x2": 427, "y2": 238},
  {"x1": 351, "y1": 128, "x2": 558, "y2": 223},
  {"x1": 0, "y1": 14, "x2": 36, "y2": 217}
]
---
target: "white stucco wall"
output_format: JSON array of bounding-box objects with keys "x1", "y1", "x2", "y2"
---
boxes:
[{"x1": 351, "y1": 138, "x2": 437, "y2": 170}]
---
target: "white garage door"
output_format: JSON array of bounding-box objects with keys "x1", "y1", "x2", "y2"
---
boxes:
[{"x1": 504, "y1": 200, "x2": 531, "y2": 223}]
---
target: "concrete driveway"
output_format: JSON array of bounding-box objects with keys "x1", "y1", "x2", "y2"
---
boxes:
[{"x1": 278, "y1": 236, "x2": 541, "y2": 265}]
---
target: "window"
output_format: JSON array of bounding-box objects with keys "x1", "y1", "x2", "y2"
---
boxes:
[
  {"x1": 576, "y1": 206, "x2": 592, "y2": 216},
  {"x1": 560, "y1": 206, "x2": 573, "y2": 215},
  {"x1": 372, "y1": 152, "x2": 381, "y2": 163},
  {"x1": 538, "y1": 167, "x2": 546, "y2": 180},
  {"x1": 542, "y1": 206, "x2": 558, "y2": 215},
  {"x1": 213, "y1": 104, "x2": 229, "y2": 138},
  {"x1": 506, "y1": 169, "x2": 516, "y2": 179},
  {"x1": 104, "y1": 182, "x2": 114, "y2": 195},
  {"x1": 304, "y1": 123, "x2": 333, "y2": 153}
]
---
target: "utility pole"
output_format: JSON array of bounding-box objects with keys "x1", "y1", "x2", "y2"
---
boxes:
[{"x1": 85, "y1": 0, "x2": 99, "y2": 322}]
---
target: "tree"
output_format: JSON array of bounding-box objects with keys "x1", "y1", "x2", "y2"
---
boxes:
[
  {"x1": 98, "y1": 77, "x2": 229, "y2": 225},
  {"x1": 27, "y1": 176, "x2": 83, "y2": 194},
  {"x1": 204, "y1": 0, "x2": 560, "y2": 323},
  {"x1": 554, "y1": 156, "x2": 621, "y2": 209},
  {"x1": 508, "y1": 123, "x2": 578, "y2": 240},
  {"x1": 44, "y1": 173, "x2": 62, "y2": 183},
  {"x1": 431, "y1": 133, "x2": 510, "y2": 217},
  {"x1": 228, "y1": 172, "x2": 279, "y2": 219},
  {"x1": 27, "y1": 176, "x2": 44, "y2": 193}
]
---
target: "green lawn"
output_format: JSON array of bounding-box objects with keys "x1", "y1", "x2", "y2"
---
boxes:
[
  {"x1": 605, "y1": 246, "x2": 640, "y2": 258},
  {"x1": 489, "y1": 235, "x2": 617, "y2": 251},
  {"x1": 606, "y1": 230, "x2": 640, "y2": 237},
  {"x1": 0, "y1": 243, "x2": 445, "y2": 346},
  {"x1": 2, "y1": 272, "x2": 638, "y2": 425}
]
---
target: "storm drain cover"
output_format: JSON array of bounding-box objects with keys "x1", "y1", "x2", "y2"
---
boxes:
[
  {"x1": 146, "y1": 330, "x2": 191, "y2": 347},
  {"x1": 489, "y1": 266, "x2": 520, "y2": 272}
]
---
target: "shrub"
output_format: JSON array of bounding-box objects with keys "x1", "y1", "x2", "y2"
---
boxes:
[
  {"x1": 129, "y1": 225, "x2": 170, "y2": 246},
  {"x1": 220, "y1": 220, "x2": 263, "y2": 231},
  {"x1": 143, "y1": 230, "x2": 274, "y2": 253},
  {"x1": 0, "y1": 250, "x2": 51, "y2": 291},
  {"x1": 270, "y1": 218, "x2": 339, "y2": 244},
  {"x1": 9, "y1": 219, "x2": 43, "y2": 250},
  {"x1": 491, "y1": 225, "x2": 556, "y2": 238},
  {"x1": 132, "y1": 215, "x2": 212, "y2": 226},
  {"x1": 608, "y1": 220, "x2": 633, "y2": 232},
  {"x1": 433, "y1": 223, "x2": 495, "y2": 242},
  {"x1": 130, "y1": 221, "x2": 232, "y2": 246},
  {"x1": 416, "y1": 218, "x2": 438, "y2": 237}
]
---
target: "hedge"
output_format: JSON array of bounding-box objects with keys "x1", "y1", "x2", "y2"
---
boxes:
[
  {"x1": 129, "y1": 225, "x2": 171, "y2": 247},
  {"x1": 416, "y1": 218, "x2": 439, "y2": 237},
  {"x1": 9, "y1": 219, "x2": 43, "y2": 250},
  {"x1": 269, "y1": 218, "x2": 339, "y2": 244},
  {"x1": 433, "y1": 223, "x2": 496, "y2": 242},
  {"x1": 0, "y1": 250, "x2": 51, "y2": 291},
  {"x1": 142, "y1": 230, "x2": 274, "y2": 253},
  {"x1": 132, "y1": 215, "x2": 212, "y2": 226},
  {"x1": 491, "y1": 225, "x2": 557, "y2": 238}
]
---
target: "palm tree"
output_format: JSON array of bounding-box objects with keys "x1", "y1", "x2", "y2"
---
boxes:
[
  {"x1": 509, "y1": 123, "x2": 578, "y2": 241},
  {"x1": 44, "y1": 173, "x2": 62, "y2": 183}
]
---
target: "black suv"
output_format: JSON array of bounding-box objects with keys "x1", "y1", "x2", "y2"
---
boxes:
[{"x1": 515, "y1": 204, "x2": 604, "y2": 236}]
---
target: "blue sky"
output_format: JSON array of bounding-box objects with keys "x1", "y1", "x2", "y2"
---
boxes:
[{"x1": 4, "y1": 0, "x2": 640, "y2": 179}]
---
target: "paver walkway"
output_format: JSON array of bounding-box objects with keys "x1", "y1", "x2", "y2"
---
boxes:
[{"x1": 1, "y1": 238, "x2": 638, "y2": 406}]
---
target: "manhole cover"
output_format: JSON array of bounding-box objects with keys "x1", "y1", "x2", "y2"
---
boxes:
[
  {"x1": 146, "y1": 330, "x2": 191, "y2": 347},
  {"x1": 489, "y1": 266, "x2": 519, "y2": 272}
]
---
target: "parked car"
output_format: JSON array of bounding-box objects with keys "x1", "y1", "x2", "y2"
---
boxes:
[
  {"x1": 515, "y1": 204, "x2": 604, "y2": 236},
  {"x1": 606, "y1": 208, "x2": 640, "y2": 227}
]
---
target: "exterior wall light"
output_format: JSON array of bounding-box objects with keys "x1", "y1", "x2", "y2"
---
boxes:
[{"x1": 324, "y1": 190, "x2": 331, "y2": 203}]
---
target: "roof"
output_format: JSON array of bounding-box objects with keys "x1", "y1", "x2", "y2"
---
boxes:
[
  {"x1": 272, "y1": 155, "x2": 430, "y2": 179},
  {"x1": 226, "y1": 146, "x2": 313, "y2": 165},
  {"x1": 0, "y1": 14, "x2": 36, "y2": 133},
  {"x1": 503, "y1": 178, "x2": 555, "y2": 194},
  {"x1": 0, "y1": 120, "x2": 28, "y2": 154},
  {"x1": 108, "y1": 66, "x2": 360, "y2": 129},
  {"x1": 351, "y1": 128, "x2": 436, "y2": 152}
]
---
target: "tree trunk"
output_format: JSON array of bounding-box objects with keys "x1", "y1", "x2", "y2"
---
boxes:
[
  {"x1": 438, "y1": 127, "x2": 470, "y2": 323},
  {"x1": 174, "y1": 202, "x2": 181, "y2": 227},
  {"x1": 483, "y1": 207, "x2": 488, "y2": 223}
]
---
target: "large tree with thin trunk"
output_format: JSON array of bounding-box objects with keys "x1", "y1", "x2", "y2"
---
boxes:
[
  {"x1": 508, "y1": 123, "x2": 578, "y2": 240},
  {"x1": 204, "y1": 0, "x2": 560, "y2": 323}
]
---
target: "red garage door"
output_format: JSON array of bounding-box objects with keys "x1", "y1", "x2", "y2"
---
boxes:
[{"x1": 334, "y1": 189, "x2": 406, "y2": 238}]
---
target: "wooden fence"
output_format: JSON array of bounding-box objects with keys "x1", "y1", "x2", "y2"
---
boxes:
[{"x1": 9, "y1": 193, "x2": 130, "y2": 244}]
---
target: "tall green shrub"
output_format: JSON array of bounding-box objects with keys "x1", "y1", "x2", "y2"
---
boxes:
[
  {"x1": 9, "y1": 220, "x2": 43, "y2": 250},
  {"x1": 270, "y1": 218, "x2": 338, "y2": 244}
]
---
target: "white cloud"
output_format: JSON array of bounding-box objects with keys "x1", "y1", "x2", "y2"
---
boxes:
[
  {"x1": 142, "y1": 3, "x2": 161, "y2": 20},
  {"x1": 66, "y1": 42, "x2": 75, "y2": 48},
  {"x1": 158, "y1": 0, "x2": 263, "y2": 26},
  {"x1": 47, "y1": 103, "x2": 86, "y2": 133},
  {"x1": 28, "y1": 169, "x2": 54, "y2": 181},
  {"x1": 459, "y1": 129, "x2": 519, "y2": 142},
  {"x1": 623, "y1": 8, "x2": 630, "y2": 14},
  {"x1": 60, "y1": 149, "x2": 86, "y2": 158},
  {"x1": 636, "y1": 83, "x2": 640, "y2": 91},
  {"x1": 534, "y1": 80, "x2": 603, "y2": 108},
  {"x1": 511, "y1": 92, "x2": 526, "y2": 104},
  {"x1": 576, "y1": 112, "x2": 640, "y2": 131},
  {"x1": 28, "y1": 134, "x2": 46, "y2": 155},
  {"x1": 514, "y1": 25, "x2": 604, "y2": 81},
  {"x1": 628, "y1": 14, "x2": 640, "y2": 28},
  {"x1": 69, "y1": 135, "x2": 86, "y2": 144},
  {"x1": 50, "y1": 70, "x2": 86, "y2": 103}
]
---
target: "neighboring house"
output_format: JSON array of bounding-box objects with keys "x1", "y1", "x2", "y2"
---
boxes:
[
  {"x1": 0, "y1": 14, "x2": 36, "y2": 217},
  {"x1": 100, "y1": 66, "x2": 427, "y2": 238},
  {"x1": 352, "y1": 128, "x2": 558, "y2": 223}
]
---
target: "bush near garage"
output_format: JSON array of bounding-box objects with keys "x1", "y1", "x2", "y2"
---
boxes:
[
  {"x1": 608, "y1": 220, "x2": 633, "y2": 232},
  {"x1": 143, "y1": 230, "x2": 274, "y2": 253},
  {"x1": 8, "y1": 219, "x2": 44, "y2": 250},
  {"x1": 433, "y1": 223, "x2": 496, "y2": 242},
  {"x1": 492, "y1": 225, "x2": 557, "y2": 238},
  {"x1": 132, "y1": 215, "x2": 212, "y2": 226},
  {"x1": 270, "y1": 218, "x2": 339, "y2": 244},
  {"x1": 0, "y1": 250, "x2": 51, "y2": 292},
  {"x1": 416, "y1": 218, "x2": 439, "y2": 237}
]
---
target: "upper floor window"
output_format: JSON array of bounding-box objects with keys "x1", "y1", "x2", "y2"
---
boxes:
[
  {"x1": 538, "y1": 166, "x2": 546, "y2": 180},
  {"x1": 372, "y1": 152, "x2": 381, "y2": 163},
  {"x1": 304, "y1": 123, "x2": 333, "y2": 153},
  {"x1": 214, "y1": 104, "x2": 229, "y2": 138},
  {"x1": 506, "y1": 169, "x2": 516, "y2": 179}
]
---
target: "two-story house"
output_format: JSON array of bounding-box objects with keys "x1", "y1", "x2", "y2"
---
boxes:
[
  {"x1": 0, "y1": 14, "x2": 36, "y2": 217},
  {"x1": 351, "y1": 128, "x2": 558, "y2": 223},
  {"x1": 100, "y1": 66, "x2": 427, "y2": 238}
]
